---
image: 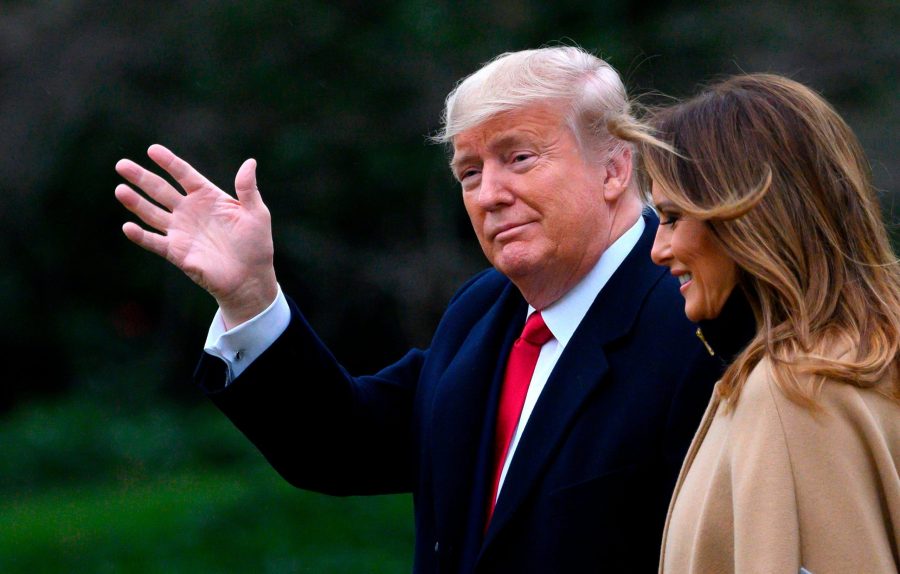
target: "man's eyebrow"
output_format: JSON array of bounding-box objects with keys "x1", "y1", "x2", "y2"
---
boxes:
[
  {"x1": 451, "y1": 131, "x2": 536, "y2": 169},
  {"x1": 494, "y1": 129, "x2": 553, "y2": 158},
  {"x1": 490, "y1": 132, "x2": 532, "y2": 150},
  {"x1": 450, "y1": 152, "x2": 477, "y2": 173},
  {"x1": 450, "y1": 130, "x2": 536, "y2": 165}
]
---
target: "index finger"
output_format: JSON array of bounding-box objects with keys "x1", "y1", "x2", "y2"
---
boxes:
[{"x1": 147, "y1": 144, "x2": 218, "y2": 195}]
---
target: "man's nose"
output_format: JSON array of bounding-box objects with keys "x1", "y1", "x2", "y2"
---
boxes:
[{"x1": 476, "y1": 163, "x2": 514, "y2": 210}]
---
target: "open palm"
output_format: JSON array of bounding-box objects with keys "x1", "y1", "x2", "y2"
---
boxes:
[{"x1": 115, "y1": 144, "x2": 278, "y2": 327}]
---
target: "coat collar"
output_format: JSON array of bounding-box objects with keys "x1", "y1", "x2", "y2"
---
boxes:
[{"x1": 429, "y1": 278, "x2": 526, "y2": 562}]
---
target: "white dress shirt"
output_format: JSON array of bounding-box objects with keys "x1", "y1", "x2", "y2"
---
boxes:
[{"x1": 205, "y1": 217, "x2": 646, "y2": 500}]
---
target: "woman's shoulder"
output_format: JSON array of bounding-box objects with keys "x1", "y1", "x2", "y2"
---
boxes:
[
  {"x1": 736, "y1": 344, "x2": 899, "y2": 451},
  {"x1": 728, "y1": 348, "x2": 900, "y2": 573}
]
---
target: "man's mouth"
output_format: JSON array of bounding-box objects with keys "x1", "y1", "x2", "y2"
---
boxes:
[{"x1": 493, "y1": 222, "x2": 532, "y2": 241}]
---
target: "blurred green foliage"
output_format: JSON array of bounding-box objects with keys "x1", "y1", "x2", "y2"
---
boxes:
[
  {"x1": 0, "y1": 397, "x2": 413, "y2": 572},
  {"x1": 0, "y1": 0, "x2": 896, "y2": 570}
]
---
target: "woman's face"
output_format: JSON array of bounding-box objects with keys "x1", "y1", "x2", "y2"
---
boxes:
[{"x1": 650, "y1": 182, "x2": 739, "y2": 322}]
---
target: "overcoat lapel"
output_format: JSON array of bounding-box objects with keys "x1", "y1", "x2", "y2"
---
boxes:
[
  {"x1": 480, "y1": 214, "x2": 666, "y2": 549},
  {"x1": 429, "y1": 280, "x2": 527, "y2": 555}
]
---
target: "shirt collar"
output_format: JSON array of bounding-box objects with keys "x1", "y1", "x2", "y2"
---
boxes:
[{"x1": 527, "y1": 216, "x2": 645, "y2": 349}]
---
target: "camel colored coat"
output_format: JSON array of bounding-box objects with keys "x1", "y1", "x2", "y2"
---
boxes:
[{"x1": 660, "y1": 353, "x2": 900, "y2": 574}]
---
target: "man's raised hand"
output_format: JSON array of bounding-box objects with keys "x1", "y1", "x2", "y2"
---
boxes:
[{"x1": 115, "y1": 144, "x2": 278, "y2": 329}]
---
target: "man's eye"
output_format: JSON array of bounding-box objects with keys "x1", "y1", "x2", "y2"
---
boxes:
[
  {"x1": 459, "y1": 168, "x2": 480, "y2": 181},
  {"x1": 512, "y1": 153, "x2": 532, "y2": 163}
]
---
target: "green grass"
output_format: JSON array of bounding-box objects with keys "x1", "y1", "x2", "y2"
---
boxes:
[{"x1": 0, "y1": 398, "x2": 414, "y2": 573}]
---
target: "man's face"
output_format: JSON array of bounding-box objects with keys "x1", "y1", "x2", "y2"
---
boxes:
[{"x1": 451, "y1": 104, "x2": 611, "y2": 290}]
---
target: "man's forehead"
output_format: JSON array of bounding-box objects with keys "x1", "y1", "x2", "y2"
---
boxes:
[{"x1": 451, "y1": 104, "x2": 567, "y2": 157}]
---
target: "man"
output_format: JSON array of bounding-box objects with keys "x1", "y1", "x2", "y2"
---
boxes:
[{"x1": 116, "y1": 47, "x2": 720, "y2": 572}]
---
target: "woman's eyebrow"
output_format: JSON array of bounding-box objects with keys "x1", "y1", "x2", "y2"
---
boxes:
[{"x1": 654, "y1": 199, "x2": 678, "y2": 212}]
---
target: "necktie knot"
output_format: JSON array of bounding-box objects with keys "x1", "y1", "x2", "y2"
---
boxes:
[{"x1": 520, "y1": 312, "x2": 553, "y2": 346}]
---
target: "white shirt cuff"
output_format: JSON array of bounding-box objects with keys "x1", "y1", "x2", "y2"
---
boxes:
[{"x1": 203, "y1": 284, "x2": 291, "y2": 384}]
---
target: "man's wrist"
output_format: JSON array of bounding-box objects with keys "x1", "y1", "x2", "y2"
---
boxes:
[{"x1": 218, "y1": 272, "x2": 279, "y2": 329}]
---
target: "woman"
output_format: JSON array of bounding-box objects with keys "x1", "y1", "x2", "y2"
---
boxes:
[{"x1": 617, "y1": 74, "x2": 900, "y2": 572}]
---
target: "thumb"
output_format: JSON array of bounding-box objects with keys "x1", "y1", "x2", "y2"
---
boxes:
[{"x1": 234, "y1": 158, "x2": 262, "y2": 209}]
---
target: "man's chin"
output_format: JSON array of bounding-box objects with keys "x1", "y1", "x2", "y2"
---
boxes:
[{"x1": 493, "y1": 254, "x2": 542, "y2": 282}]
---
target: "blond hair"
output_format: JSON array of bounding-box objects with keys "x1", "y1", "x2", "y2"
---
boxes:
[
  {"x1": 433, "y1": 46, "x2": 644, "y2": 166},
  {"x1": 618, "y1": 74, "x2": 900, "y2": 408}
]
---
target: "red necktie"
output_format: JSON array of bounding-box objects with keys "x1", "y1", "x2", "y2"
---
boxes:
[{"x1": 486, "y1": 311, "x2": 554, "y2": 526}]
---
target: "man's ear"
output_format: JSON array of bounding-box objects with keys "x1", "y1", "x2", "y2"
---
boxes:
[{"x1": 602, "y1": 147, "x2": 632, "y2": 202}]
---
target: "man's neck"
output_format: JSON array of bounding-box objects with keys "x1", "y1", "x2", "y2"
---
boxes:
[
  {"x1": 518, "y1": 205, "x2": 643, "y2": 309},
  {"x1": 533, "y1": 215, "x2": 645, "y2": 331}
]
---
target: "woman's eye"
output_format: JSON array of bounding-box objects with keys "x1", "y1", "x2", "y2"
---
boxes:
[{"x1": 660, "y1": 214, "x2": 680, "y2": 227}]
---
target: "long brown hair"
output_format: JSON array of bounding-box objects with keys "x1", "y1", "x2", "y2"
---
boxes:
[{"x1": 615, "y1": 74, "x2": 900, "y2": 408}]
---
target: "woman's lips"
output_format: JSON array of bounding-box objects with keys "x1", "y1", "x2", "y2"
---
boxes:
[{"x1": 677, "y1": 272, "x2": 693, "y2": 294}]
